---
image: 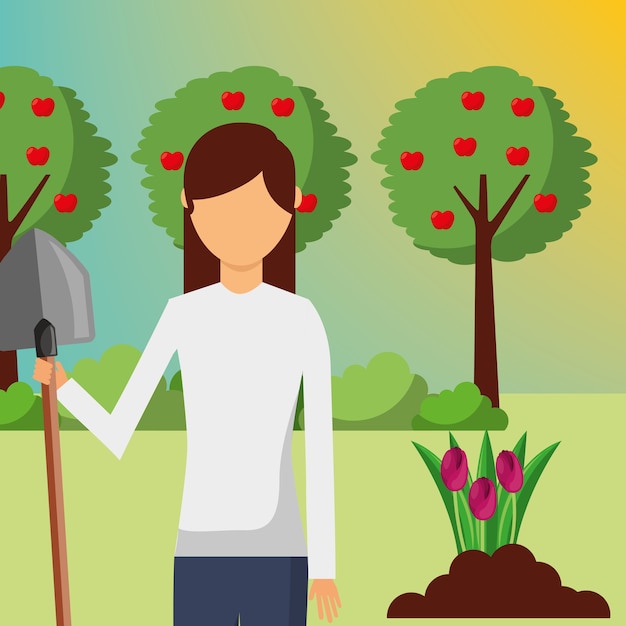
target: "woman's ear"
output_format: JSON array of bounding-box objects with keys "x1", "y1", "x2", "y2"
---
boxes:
[
  {"x1": 294, "y1": 186, "x2": 303, "y2": 209},
  {"x1": 181, "y1": 188, "x2": 188, "y2": 208}
]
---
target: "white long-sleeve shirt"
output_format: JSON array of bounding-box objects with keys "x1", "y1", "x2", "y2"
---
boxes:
[{"x1": 57, "y1": 281, "x2": 336, "y2": 578}]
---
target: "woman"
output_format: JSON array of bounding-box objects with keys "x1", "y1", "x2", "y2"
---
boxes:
[{"x1": 34, "y1": 123, "x2": 340, "y2": 625}]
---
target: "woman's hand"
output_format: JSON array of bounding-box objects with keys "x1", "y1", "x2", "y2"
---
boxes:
[
  {"x1": 309, "y1": 579, "x2": 341, "y2": 622},
  {"x1": 33, "y1": 358, "x2": 68, "y2": 388}
]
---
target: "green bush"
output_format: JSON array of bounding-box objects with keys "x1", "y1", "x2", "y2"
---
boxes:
[
  {"x1": 0, "y1": 382, "x2": 37, "y2": 426},
  {"x1": 297, "y1": 352, "x2": 429, "y2": 430},
  {"x1": 60, "y1": 345, "x2": 185, "y2": 430},
  {"x1": 0, "y1": 393, "x2": 45, "y2": 430},
  {"x1": 412, "y1": 382, "x2": 508, "y2": 430},
  {"x1": 420, "y1": 382, "x2": 482, "y2": 425},
  {"x1": 332, "y1": 352, "x2": 414, "y2": 421},
  {"x1": 170, "y1": 370, "x2": 183, "y2": 392},
  {"x1": 332, "y1": 374, "x2": 428, "y2": 430}
]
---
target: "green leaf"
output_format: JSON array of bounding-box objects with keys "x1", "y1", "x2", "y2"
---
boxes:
[
  {"x1": 412, "y1": 441, "x2": 461, "y2": 553},
  {"x1": 514, "y1": 442, "x2": 560, "y2": 542},
  {"x1": 477, "y1": 431, "x2": 496, "y2": 481},
  {"x1": 496, "y1": 485, "x2": 513, "y2": 546},
  {"x1": 495, "y1": 432, "x2": 528, "y2": 546},
  {"x1": 512, "y1": 431, "x2": 528, "y2": 468}
]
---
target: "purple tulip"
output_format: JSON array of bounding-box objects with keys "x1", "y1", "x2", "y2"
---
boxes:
[
  {"x1": 496, "y1": 450, "x2": 524, "y2": 493},
  {"x1": 468, "y1": 477, "x2": 497, "y2": 520},
  {"x1": 440, "y1": 447, "x2": 469, "y2": 492}
]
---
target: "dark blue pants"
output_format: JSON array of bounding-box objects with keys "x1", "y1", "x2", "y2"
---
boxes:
[{"x1": 173, "y1": 556, "x2": 308, "y2": 625}]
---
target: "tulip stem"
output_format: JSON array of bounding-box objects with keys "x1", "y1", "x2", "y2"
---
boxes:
[
  {"x1": 453, "y1": 492, "x2": 466, "y2": 552},
  {"x1": 460, "y1": 494, "x2": 476, "y2": 549},
  {"x1": 497, "y1": 493, "x2": 512, "y2": 546},
  {"x1": 510, "y1": 494, "x2": 517, "y2": 544},
  {"x1": 480, "y1": 520, "x2": 485, "y2": 552}
]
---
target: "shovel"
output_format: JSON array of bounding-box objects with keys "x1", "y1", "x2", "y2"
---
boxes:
[{"x1": 0, "y1": 228, "x2": 94, "y2": 626}]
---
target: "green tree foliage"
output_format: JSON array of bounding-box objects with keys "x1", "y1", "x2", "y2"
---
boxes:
[
  {"x1": 373, "y1": 66, "x2": 594, "y2": 260},
  {"x1": 0, "y1": 66, "x2": 116, "y2": 247},
  {"x1": 133, "y1": 66, "x2": 356, "y2": 252},
  {"x1": 0, "y1": 66, "x2": 116, "y2": 390}
]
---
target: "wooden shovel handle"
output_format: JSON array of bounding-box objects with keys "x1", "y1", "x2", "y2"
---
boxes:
[{"x1": 41, "y1": 356, "x2": 72, "y2": 626}]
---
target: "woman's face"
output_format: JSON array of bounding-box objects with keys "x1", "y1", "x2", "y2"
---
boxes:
[{"x1": 184, "y1": 172, "x2": 301, "y2": 268}]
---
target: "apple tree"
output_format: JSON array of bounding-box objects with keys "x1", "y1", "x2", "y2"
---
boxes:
[
  {"x1": 373, "y1": 66, "x2": 596, "y2": 408},
  {"x1": 133, "y1": 65, "x2": 356, "y2": 291},
  {"x1": 0, "y1": 66, "x2": 116, "y2": 390}
]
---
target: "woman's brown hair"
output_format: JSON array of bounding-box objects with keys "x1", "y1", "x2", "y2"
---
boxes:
[{"x1": 183, "y1": 123, "x2": 296, "y2": 294}]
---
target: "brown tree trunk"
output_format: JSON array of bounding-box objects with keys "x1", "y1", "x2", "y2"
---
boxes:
[
  {"x1": 0, "y1": 173, "x2": 51, "y2": 390},
  {"x1": 454, "y1": 174, "x2": 530, "y2": 410},
  {"x1": 0, "y1": 227, "x2": 19, "y2": 388},
  {"x1": 474, "y1": 214, "x2": 499, "y2": 408},
  {"x1": 0, "y1": 174, "x2": 19, "y2": 391},
  {"x1": 0, "y1": 174, "x2": 9, "y2": 263},
  {"x1": 0, "y1": 351, "x2": 19, "y2": 391}
]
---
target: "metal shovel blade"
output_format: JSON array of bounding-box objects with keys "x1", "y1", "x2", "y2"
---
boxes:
[{"x1": 0, "y1": 228, "x2": 95, "y2": 351}]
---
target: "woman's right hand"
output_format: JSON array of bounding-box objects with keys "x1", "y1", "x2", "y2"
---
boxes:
[{"x1": 33, "y1": 359, "x2": 69, "y2": 388}]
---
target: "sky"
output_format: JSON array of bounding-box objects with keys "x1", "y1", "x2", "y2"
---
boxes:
[{"x1": 1, "y1": 0, "x2": 624, "y2": 392}]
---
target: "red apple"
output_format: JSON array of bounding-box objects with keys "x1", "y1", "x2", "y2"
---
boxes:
[
  {"x1": 296, "y1": 193, "x2": 317, "y2": 213},
  {"x1": 511, "y1": 97, "x2": 534, "y2": 116},
  {"x1": 506, "y1": 146, "x2": 529, "y2": 166},
  {"x1": 431, "y1": 210, "x2": 454, "y2": 229},
  {"x1": 0, "y1": 92, "x2": 5, "y2": 109},
  {"x1": 26, "y1": 146, "x2": 50, "y2": 165},
  {"x1": 534, "y1": 193, "x2": 557, "y2": 212},
  {"x1": 453, "y1": 137, "x2": 477, "y2": 156},
  {"x1": 461, "y1": 91, "x2": 484, "y2": 110},
  {"x1": 32, "y1": 97, "x2": 55, "y2": 116},
  {"x1": 54, "y1": 193, "x2": 78, "y2": 212},
  {"x1": 271, "y1": 97, "x2": 295, "y2": 117},
  {"x1": 400, "y1": 151, "x2": 424, "y2": 170},
  {"x1": 160, "y1": 151, "x2": 184, "y2": 170},
  {"x1": 221, "y1": 91, "x2": 245, "y2": 110}
]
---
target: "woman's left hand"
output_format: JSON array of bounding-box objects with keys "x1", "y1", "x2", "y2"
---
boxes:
[{"x1": 309, "y1": 579, "x2": 341, "y2": 622}]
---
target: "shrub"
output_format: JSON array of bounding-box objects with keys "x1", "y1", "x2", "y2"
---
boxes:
[
  {"x1": 412, "y1": 382, "x2": 508, "y2": 430},
  {"x1": 297, "y1": 352, "x2": 429, "y2": 430},
  {"x1": 332, "y1": 352, "x2": 414, "y2": 421},
  {"x1": 0, "y1": 382, "x2": 37, "y2": 426},
  {"x1": 60, "y1": 345, "x2": 185, "y2": 430}
]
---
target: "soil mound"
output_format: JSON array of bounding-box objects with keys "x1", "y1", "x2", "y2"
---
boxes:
[{"x1": 388, "y1": 544, "x2": 610, "y2": 618}]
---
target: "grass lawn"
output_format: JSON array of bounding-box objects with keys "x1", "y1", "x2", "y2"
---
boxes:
[{"x1": 0, "y1": 394, "x2": 623, "y2": 625}]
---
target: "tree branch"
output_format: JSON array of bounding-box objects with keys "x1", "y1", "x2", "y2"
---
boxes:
[
  {"x1": 9, "y1": 174, "x2": 51, "y2": 237},
  {"x1": 479, "y1": 174, "x2": 488, "y2": 215},
  {"x1": 489, "y1": 174, "x2": 530, "y2": 234},
  {"x1": 0, "y1": 174, "x2": 7, "y2": 226},
  {"x1": 453, "y1": 184, "x2": 478, "y2": 218}
]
